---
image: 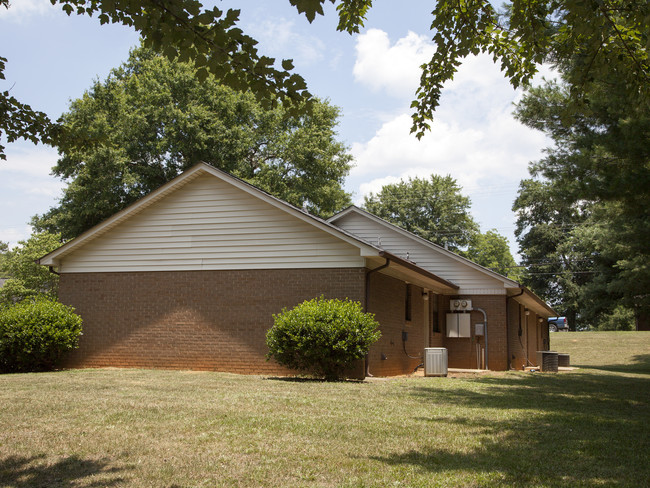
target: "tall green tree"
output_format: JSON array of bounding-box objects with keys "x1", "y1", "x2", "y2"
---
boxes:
[
  {"x1": 0, "y1": 0, "x2": 313, "y2": 159},
  {"x1": 512, "y1": 179, "x2": 594, "y2": 329},
  {"x1": 33, "y1": 47, "x2": 352, "y2": 240},
  {"x1": 463, "y1": 230, "x2": 522, "y2": 280},
  {"x1": 0, "y1": 231, "x2": 62, "y2": 304},
  {"x1": 514, "y1": 54, "x2": 650, "y2": 325},
  {"x1": 363, "y1": 175, "x2": 478, "y2": 252},
  {"x1": 3, "y1": 0, "x2": 647, "y2": 157}
]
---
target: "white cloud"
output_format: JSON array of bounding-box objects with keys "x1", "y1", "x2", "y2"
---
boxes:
[
  {"x1": 349, "y1": 40, "x2": 549, "y2": 190},
  {"x1": 0, "y1": 144, "x2": 64, "y2": 246},
  {"x1": 246, "y1": 16, "x2": 326, "y2": 66},
  {"x1": 347, "y1": 38, "x2": 550, "y2": 254},
  {"x1": 353, "y1": 29, "x2": 434, "y2": 97},
  {"x1": 0, "y1": 0, "x2": 53, "y2": 22},
  {"x1": 349, "y1": 106, "x2": 545, "y2": 187},
  {"x1": 0, "y1": 144, "x2": 59, "y2": 178},
  {"x1": 0, "y1": 225, "x2": 32, "y2": 247}
]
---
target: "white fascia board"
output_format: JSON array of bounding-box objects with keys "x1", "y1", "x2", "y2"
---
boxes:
[
  {"x1": 329, "y1": 205, "x2": 520, "y2": 288},
  {"x1": 39, "y1": 163, "x2": 380, "y2": 266}
]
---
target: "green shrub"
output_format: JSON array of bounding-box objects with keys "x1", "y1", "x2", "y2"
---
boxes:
[
  {"x1": 0, "y1": 298, "x2": 83, "y2": 373},
  {"x1": 596, "y1": 305, "x2": 635, "y2": 331},
  {"x1": 266, "y1": 297, "x2": 381, "y2": 380}
]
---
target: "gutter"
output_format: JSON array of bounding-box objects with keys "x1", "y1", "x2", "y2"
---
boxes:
[
  {"x1": 378, "y1": 250, "x2": 459, "y2": 291},
  {"x1": 364, "y1": 258, "x2": 390, "y2": 377},
  {"x1": 506, "y1": 285, "x2": 525, "y2": 370}
]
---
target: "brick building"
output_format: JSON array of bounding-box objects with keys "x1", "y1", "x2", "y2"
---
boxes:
[{"x1": 38, "y1": 163, "x2": 555, "y2": 375}]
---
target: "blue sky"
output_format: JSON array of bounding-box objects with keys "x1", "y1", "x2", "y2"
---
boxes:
[{"x1": 0, "y1": 0, "x2": 551, "y2": 255}]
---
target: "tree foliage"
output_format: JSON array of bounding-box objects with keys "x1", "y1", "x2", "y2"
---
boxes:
[
  {"x1": 3, "y1": 0, "x2": 647, "y2": 157},
  {"x1": 0, "y1": 298, "x2": 83, "y2": 373},
  {"x1": 266, "y1": 297, "x2": 381, "y2": 380},
  {"x1": 0, "y1": 0, "x2": 313, "y2": 159},
  {"x1": 0, "y1": 231, "x2": 62, "y2": 305},
  {"x1": 363, "y1": 175, "x2": 478, "y2": 252},
  {"x1": 33, "y1": 47, "x2": 352, "y2": 239},
  {"x1": 463, "y1": 230, "x2": 521, "y2": 280},
  {"x1": 513, "y1": 47, "x2": 649, "y2": 326},
  {"x1": 512, "y1": 179, "x2": 594, "y2": 328}
]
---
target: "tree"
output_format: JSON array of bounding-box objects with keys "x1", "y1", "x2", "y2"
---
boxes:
[
  {"x1": 33, "y1": 47, "x2": 352, "y2": 240},
  {"x1": 0, "y1": 0, "x2": 313, "y2": 159},
  {"x1": 3, "y1": 0, "x2": 647, "y2": 157},
  {"x1": 512, "y1": 179, "x2": 594, "y2": 329},
  {"x1": 0, "y1": 231, "x2": 62, "y2": 304},
  {"x1": 0, "y1": 241, "x2": 8, "y2": 277},
  {"x1": 463, "y1": 230, "x2": 522, "y2": 280},
  {"x1": 363, "y1": 175, "x2": 479, "y2": 252},
  {"x1": 513, "y1": 56, "x2": 650, "y2": 325}
]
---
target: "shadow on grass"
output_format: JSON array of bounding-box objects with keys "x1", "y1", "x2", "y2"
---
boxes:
[
  {"x1": 576, "y1": 353, "x2": 650, "y2": 375},
  {"x1": 0, "y1": 454, "x2": 126, "y2": 487},
  {"x1": 265, "y1": 376, "x2": 364, "y2": 383},
  {"x1": 370, "y1": 372, "x2": 649, "y2": 487}
]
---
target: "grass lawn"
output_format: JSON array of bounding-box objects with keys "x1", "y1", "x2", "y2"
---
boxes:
[{"x1": 1, "y1": 333, "x2": 648, "y2": 487}]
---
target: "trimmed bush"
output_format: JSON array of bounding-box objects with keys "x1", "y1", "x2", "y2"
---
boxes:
[
  {"x1": 266, "y1": 297, "x2": 381, "y2": 380},
  {"x1": 0, "y1": 298, "x2": 83, "y2": 373}
]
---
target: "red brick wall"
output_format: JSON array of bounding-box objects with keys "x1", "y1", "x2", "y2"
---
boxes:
[
  {"x1": 508, "y1": 300, "x2": 550, "y2": 370},
  {"x1": 366, "y1": 282, "x2": 513, "y2": 373},
  {"x1": 59, "y1": 268, "x2": 521, "y2": 376},
  {"x1": 366, "y1": 273, "x2": 426, "y2": 376},
  {"x1": 441, "y1": 295, "x2": 509, "y2": 370},
  {"x1": 58, "y1": 268, "x2": 365, "y2": 374}
]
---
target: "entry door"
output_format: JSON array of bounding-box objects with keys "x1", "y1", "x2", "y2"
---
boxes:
[{"x1": 527, "y1": 314, "x2": 537, "y2": 362}]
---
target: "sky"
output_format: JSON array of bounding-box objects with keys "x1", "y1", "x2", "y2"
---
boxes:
[{"x1": 0, "y1": 0, "x2": 553, "y2": 256}]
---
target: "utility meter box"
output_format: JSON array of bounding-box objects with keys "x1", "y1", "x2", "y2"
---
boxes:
[{"x1": 446, "y1": 313, "x2": 471, "y2": 337}]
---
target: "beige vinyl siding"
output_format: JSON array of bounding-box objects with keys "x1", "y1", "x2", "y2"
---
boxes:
[
  {"x1": 333, "y1": 212, "x2": 508, "y2": 294},
  {"x1": 59, "y1": 175, "x2": 365, "y2": 273}
]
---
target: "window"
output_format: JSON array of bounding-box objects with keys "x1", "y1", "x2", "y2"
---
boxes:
[
  {"x1": 405, "y1": 284, "x2": 412, "y2": 322},
  {"x1": 430, "y1": 293, "x2": 440, "y2": 333}
]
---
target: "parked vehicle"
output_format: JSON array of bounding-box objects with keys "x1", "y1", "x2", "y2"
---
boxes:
[{"x1": 548, "y1": 316, "x2": 569, "y2": 332}]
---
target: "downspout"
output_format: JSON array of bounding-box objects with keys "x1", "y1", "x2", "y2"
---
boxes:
[
  {"x1": 506, "y1": 286, "x2": 525, "y2": 370},
  {"x1": 475, "y1": 307, "x2": 488, "y2": 370},
  {"x1": 364, "y1": 258, "x2": 390, "y2": 377}
]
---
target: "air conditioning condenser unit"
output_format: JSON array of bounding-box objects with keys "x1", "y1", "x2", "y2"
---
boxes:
[{"x1": 425, "y1": 347, "x2": 448, "y2": 377}]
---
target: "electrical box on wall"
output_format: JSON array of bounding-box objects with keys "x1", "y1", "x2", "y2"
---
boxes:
[
  {"x1": 450, "y1": 299, "x2": 472, "y2": 311},
  {"x1": 446, "y1": 313, "x2": 471, "y2": 337},
  {"x1": 475, "y1": 323, "x2": 485, "y2": 336}
]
